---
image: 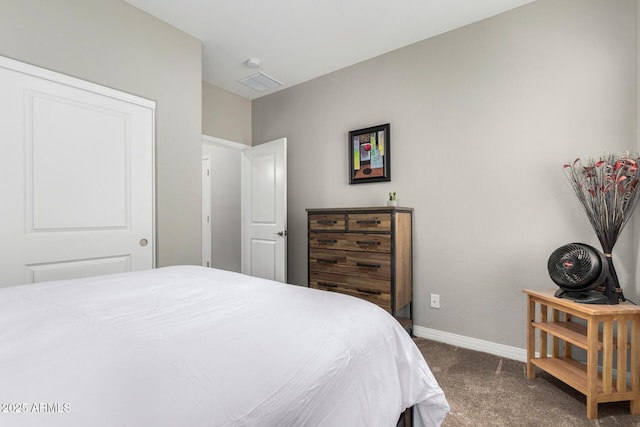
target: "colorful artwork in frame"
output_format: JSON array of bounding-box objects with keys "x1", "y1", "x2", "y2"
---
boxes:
[{"x1": 349, "y1": 123, "x2": 390, "y2": 184}]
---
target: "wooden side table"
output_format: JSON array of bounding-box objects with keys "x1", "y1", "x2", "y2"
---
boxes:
[{"x1": 524, "y1": 289, "x2": 640, "y2": 419}]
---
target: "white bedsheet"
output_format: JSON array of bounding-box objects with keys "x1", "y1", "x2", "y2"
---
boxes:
[{"x1": 0, "y1": 266, "x2": 448, "y2": 426}]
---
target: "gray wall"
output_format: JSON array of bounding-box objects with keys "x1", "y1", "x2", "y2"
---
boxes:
[
  {"x1": 635, "y1": 2, "x2": 640, "y2": 291},
  {"x1": 203, "y1": 81, "x2": 252, "y2": 145},
  {"x1": 0, "y1": 0, "x2": 203, "y2": 267},
  {"x1": 252, "y1": 0, "x2": 637, "y2": 349}
]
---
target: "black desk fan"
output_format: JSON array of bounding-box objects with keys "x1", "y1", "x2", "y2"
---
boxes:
[{"x1": 547, "y1": 243, "x2": 618, "y2": 304}]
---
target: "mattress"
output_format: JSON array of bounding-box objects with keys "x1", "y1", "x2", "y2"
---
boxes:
[{"x1": 0, "y1": 266, "x2": 449, "y2": 426}]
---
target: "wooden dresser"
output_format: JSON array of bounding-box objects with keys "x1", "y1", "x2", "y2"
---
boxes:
[{"x1": 306, "y1": 207, "x2": 413, "y2": 331}]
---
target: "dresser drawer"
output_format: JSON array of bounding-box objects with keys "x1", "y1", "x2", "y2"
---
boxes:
[
  {"x1": 309, "y1": 214, "x2": 346, "y2": 231},
  {"x1": 309, "y1": 249, "x2": 391, "y2": 280},
  {"x1": 310, "y1": 281, "x2": 392, "y2": 312},
  {"x1": 346, "y1": 252, "x2": 391, "y2": 281},
  {"x1": 346, "y1": 275, "x2": 391, "y2": 294},
  {"x1": 346, "y1": 233, "x2": 391, "y2": 252},
  {"x1": 309, "y1": 232, "x2": 391, "y2": 253},
  {"x1": 309, "y1": 233, "x2": 345, "y2": 249},
  {"x1": 309, "y1": 248, "x2": 347, "y2": 273},
  {"x1": 310, "y1": 271, "x2": 390, "y2": 294},
  {"x1": 348, "y1": 213, "x2": 391, "y2": 231},
  {"x1": 309, "y1": 271, "x2": 347, "y2": 289}
]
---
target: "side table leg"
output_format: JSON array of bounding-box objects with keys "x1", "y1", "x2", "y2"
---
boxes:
[
  {"x1": 586, "y1": 317, "x2": 599, "y2": 419},
  {"x1": 586, "y1": 399, "x2": 598, "y2": 420},
  {"x1": 526, "y1": 296, "x2": 535, "y2": 379},
  {"x1": 631, "y1": 318, "x2": 640, "y2": 415}
]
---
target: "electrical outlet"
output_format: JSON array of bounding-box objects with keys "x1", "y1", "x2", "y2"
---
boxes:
[{"x1": 430, "y1": 294, "x2": 440, "y2": 309}]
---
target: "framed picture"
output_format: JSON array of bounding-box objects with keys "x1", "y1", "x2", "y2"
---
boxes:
[{"x1": 349, "y1": 123, "x2": 390, "y2": 184}]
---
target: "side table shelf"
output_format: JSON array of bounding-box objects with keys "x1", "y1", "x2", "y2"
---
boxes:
[{"x1": 524, "y1": 289, "x2": 640, "y2": 419}]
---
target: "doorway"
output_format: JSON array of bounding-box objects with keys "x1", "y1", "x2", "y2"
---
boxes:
[
  {"x1": 202, "y1": 135, "x2": 287, "y2": 282},
  {"x1": 202, "y1": 136, "x2": 245, "y2": 273}
]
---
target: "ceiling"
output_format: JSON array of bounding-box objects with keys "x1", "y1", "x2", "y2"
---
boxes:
[{"x1": 123, "y1": 0, "x2": 535, "y2": 100}]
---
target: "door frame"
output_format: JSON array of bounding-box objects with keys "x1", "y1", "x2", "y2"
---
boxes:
[{"x1": 201, "y1": 155, "x2": 212, "y2": 267}]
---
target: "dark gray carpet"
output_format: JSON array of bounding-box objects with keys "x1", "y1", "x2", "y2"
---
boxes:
[{"x1": 414, "y1": 338, "x2": 640, "y2": 427}]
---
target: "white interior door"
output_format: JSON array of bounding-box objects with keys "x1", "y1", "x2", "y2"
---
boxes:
[
  {"x1": 0, "y1": 56, "x2": 155, "y2": 287},
  {"x1": 241, "y1": 138, "x2": 287, "y2": 282}
]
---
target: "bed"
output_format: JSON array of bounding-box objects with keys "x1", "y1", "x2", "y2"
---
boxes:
[{"x1": 0, "y1": 266, "x2": 449, "y2": 426}]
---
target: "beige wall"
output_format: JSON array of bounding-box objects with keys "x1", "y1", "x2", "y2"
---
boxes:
[
  {"x1": 203, "y1": 81, "x2": 252, "y2": 145},
  {"x1": 253, "y1": 0, "x2": 636, "y2": 349},
  {"x1": 4, "y1": 0, "x2": 636, "y2": 351},
  {"x1": 0, "y1": 0, "x2": 203, "y2": 267},
  {"x1": 635, "y1": 0, "x2": 640, "y2": 293}
]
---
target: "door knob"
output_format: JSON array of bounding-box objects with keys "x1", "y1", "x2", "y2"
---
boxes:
[
  {"x1": 139, "y1": 238, "x2": 148, "y2": 247},
  {"x1": 275, "y1": 230, "x2": 287, "y2": 237}
]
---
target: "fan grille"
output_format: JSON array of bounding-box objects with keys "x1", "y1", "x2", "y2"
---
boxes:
[{"x1": 547, "y1": 243, "x2": 605, "y2": 291}]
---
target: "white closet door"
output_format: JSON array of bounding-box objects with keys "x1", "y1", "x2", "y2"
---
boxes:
[{"x1": 0, "y1": 57, "x2": 155, "y2": 287}]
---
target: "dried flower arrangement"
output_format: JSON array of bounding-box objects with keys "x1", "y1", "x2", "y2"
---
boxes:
[{"x1": 563, "y1": 152, "x2": 640, "y2": 299}]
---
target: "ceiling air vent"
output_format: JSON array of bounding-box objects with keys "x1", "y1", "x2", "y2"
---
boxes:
[{"x1": 239, "y1": 72, "x2": 283, "y2": 92}]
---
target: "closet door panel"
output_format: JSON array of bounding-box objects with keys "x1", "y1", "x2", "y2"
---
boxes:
[{"x1": 0, "y1": 57, "x2": 155, "y2": 287}]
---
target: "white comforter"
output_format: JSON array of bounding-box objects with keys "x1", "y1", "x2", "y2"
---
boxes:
[{"x1": 0, "y1": 266, "x2": 449, "y2": 426}]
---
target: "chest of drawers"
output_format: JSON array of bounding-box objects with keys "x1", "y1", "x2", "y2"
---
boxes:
[{"x1": 307, "y1": 207, "x2": 413, "y2": 330}]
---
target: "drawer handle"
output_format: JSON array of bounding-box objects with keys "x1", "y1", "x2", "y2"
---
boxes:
[
  {"x1": 317, "y1": 239, "x2": 338, "y2": 244},
  {"x1": 356, "y1": 241, "x2": 380, "y2": 246},
  {"x1": 356, "y1": 220, "x2": 380, "y2": 225},
  {"x1": 357, "y1": 288, "x2": 382, "y2": 295},
  {"x1": 356, "y1": 262, "x2": 381, "y2": 269},
  {"x1": 318, "y1": 259, "x2": 338, "y2": 264},
  {"x1": 318, "y1": 282, "x2": 338, "y2": 288},
  {"x1": 317, "y1": 220, "x2": 337, "y2": 225}
]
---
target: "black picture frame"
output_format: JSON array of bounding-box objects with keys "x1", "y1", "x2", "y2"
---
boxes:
[{"x1": 348, "y1": 123, "x2": 391, "y2": 184}]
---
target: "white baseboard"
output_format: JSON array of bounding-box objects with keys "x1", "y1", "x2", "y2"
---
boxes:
[
  {"x1": 413, "y1": 326, "x2": 634, "y2": 384},
  {"x1": 412, "y1": 325, "x2": 528, "y2": 363}
]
